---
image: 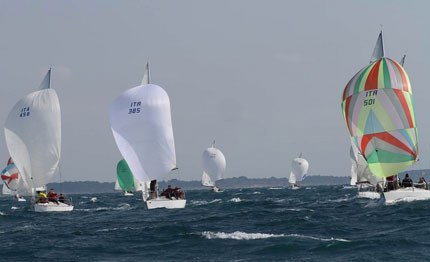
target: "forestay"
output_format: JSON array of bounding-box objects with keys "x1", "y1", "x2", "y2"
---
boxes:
[
  {"x1": 341, "y1": 57, "x2": 418, "y2": 178},
  {"x1": 4, "y1": 69, "x2": 61, "y2": 189},
  {"x1": 110, "y1": 84, "x2": 176, "y2": 182}
]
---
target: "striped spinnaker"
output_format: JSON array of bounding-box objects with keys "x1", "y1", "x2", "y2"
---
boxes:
[{"x1": 341, "y1": 57, "x2": 418, "y2": 178}]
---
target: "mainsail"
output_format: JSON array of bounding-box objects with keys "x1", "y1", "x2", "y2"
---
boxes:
[
  {"x1": 4, "y1": 68, "x2": 61, "y2": 190},
  {"x1": 116, "y1": 159, "x2": 135, "y2": 192},
  {"x1": 350, "y1": 142, "x2": 384, "y2": 185},
  {"x1": 341, "y1": 57, "x2": 418, "y2": 178},
  {"x1": 289, "y1": 157, "x2": 309, "y2": 184},
  {"x1": 202, "y1": 142, "x2": 226, "y2": 186},
  {"x1": 110, "y1": 81, "x2": 176, "y2": 182}
]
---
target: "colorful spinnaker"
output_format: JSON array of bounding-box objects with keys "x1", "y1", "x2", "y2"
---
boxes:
[
  {"x1": 1, "y1": 158, "x2": 20, "y2": 191},
  {"x1": 341, "y1": 57, "x2": 418, "y2": 178},
  {"x1": 116, "y1": 159, "x2": 135, "y2": 192}
]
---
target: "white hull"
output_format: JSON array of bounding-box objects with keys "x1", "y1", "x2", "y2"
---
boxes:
[
  {"x1": 291, "y1": 185, "x2": 299, "y2": 190},
  {"x1": 17, "y1": 198, "x2": 26, "y2": 202},
  {"x1": 34, "y1": 202, "x2": 74, "y2": 212},
  {"x1": 358, "y1": 191, "x2": 381, "y2": 199},
  {"x1": 146, "y1": 197, "x2": 186, "y2": 209},
  {"x1": 384, "y1": 187, "x2": 430, "y2": 204}
]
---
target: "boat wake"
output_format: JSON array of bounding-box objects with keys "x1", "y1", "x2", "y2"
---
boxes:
[{"x1": 199, "y1": 231, "x2": 350, "y2": 242}]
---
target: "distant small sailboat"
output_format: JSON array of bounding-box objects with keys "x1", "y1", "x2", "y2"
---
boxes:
[
  {"x1": 342, "y1": 31, "x2": 429, "y2": 204},
  {"x1": 4, "y1": 68, "x2": 73, "y2": 212},
  {"x1": 117, "y1": 159, "x2": 135, "y2": 196},
  {"x1": 1, "y1": 158, "x2": 26, "y2": 201},
  {"x1": 201, "y1": 141, "x2": 226, "y2": 192},
  {"x1": 110, "y1": 62, "x2": 186, "y2": 209},
  {"x1": 289, "y1": 154, "x2": 309, "y2": 189}
]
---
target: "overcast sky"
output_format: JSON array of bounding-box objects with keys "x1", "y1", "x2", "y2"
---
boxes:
[{"x1": 1, "y1": 0, "x2": 430, "y2": 182}]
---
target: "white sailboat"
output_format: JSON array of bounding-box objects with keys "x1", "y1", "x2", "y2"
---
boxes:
[
  {"x1": 110, "y1": 62, "x2": 186, "y2": 209},
  {"x1": 289, "y1": 155, "x2": 309, "y2": 189},
  {"x1": 201, "y1": 141, "x2": 226, "y2": 192},
  {"x1": 350, "y1": 143, "x2": 383, "y2": 199},
  {"x1": 4, "y1": 68, "x2": 73, "y2": 212},
  {"x1": 114, "y1": 180, "x2": 121, "y2": 191}
]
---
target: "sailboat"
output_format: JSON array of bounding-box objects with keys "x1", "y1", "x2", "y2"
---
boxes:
[
  {"x1": 117, "y1": 159, "x2": 135, "y2": 196},
  {"x1": 350, "y1": 142, "x2": 384, "y2": 199},
  {"x1": 4, "y1": 68, "x2": 73, "y2": 212},
  {"x1": 1, "y1": 158, "x2": 26, "y2": 201},
  {"x1": 289, "y1": 154, "x2": 309, "y2": 189},
  {"x1": 342, "y1": 31, "x2": 430, "y2": 204},
  {"x1": 201, "y1": 141, "x2": 226, "y2": 192},
  {"x1": 110, "y1": 62, "x2": 186, "y2": 209}
]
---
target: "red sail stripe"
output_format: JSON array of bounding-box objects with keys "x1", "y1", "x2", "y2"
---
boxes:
[
  {"x1": 344, "y1": 96, "x2": 352, "y2": 134},
  {"x1": 393, "y1": 89, "x2": 414, "y2": 128},
  {"x1": 1, "y1": 173, "x2": 18, "y2": 184},
  {"x1": 364, "y1": 60, "x2": 381, "y2": 91},
  {"x1": 390, "y1": 59, "x2": 409, "y2": 93},
  {"x1": 7, "y1": 158, "x2": 12, "y2": 166},
  {"x1": 361, "y1": 132, "x2": 416, "y2": 159}
]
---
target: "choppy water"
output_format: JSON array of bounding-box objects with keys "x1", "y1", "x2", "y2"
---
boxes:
[{"x1": 1, "y1": 186, "x2": 430, "y2": 261}]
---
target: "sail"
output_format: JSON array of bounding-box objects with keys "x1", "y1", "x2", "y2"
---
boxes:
[
  {"x1": 2, "y1": 184, "x2": 11, "y2": 195},
  {"x1": 370, "y1": 31, "x2": 384, "y2": 63},
  {"x1": 141, "y1": 62, "x2": 151, "y2": 85},
  {"x1": 110, "y1": 84, "x2": 176, "y2": 182},
  {"x1": 116, "y1": 159, "x2": 135, "y2": 191},
  {"x1": 133, "y1": 176, "x2": 144, "y2": 191},
  {"x1": 202, "y1": 172, "x2": 215, "y2": 187},
  {"x1": 1, "y1": 158, "x2": 20, "y2": 191},
  {"x1": 349, "y1": 147, "x2": 358, "y2": 185},
  {"x1": 342, "y1": 57, "x2": 418, "y2": 178},
  {"x1": 4, "y1": 70, "x2": 61, "y2": 189},
  {"x1": 350, "y1": 142, "x2": 384, "y2": 185},
  {"x1": 289, "y1": 158, "x2": 309, "y2": 184},
  {"x1": 202, "y1": 145, "x2": 226, "y2": 183},
  {"x1": 114, "y1": 180, "x2": 121, "y2": 191}
]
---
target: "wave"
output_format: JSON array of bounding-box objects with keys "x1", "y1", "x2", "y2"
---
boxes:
[
  {"x1": 191, "y1": 199, "x2": 222, "y2": 206},
  {"x1": 342, "y1": 186, "x2": 356, "y2": 190},
  {"x1": 76, "y1": 203, "x2": 132, "y2": 212},
  {"x1": 200, "y1": 231, "x2": 350, "y2": 242},
  {"x1": 229, "y1": 197, "x2": 241, "y2": 203},
  {"x1": 11, "y1": 206, "x2": 19, "y2": 210},
  {"x1": 90, "y1": 197, "x2": 97, "y2": 203},
  {"x1": 252, "y1": 192, "x2": 262, "y2": 194},
  {"x1": 269, "y1": 187, "x2": 283, "y2": 190}
]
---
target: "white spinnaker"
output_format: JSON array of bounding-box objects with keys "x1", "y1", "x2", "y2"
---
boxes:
[
  {"x1": 110, "y1": 84, "x2": 176, "y2": 182},
  {"x1": 370, "y1": 31, "x2": 384, "y2": 63},
  {"x1": 133, "y1": 176, "x2": 144, "y2": 191},
  {"x1": 289, "y1": 158, "x2": 309, "y2": 184},
  {"x1": 350, "y1": 142, "x2": 383, "y2": 185},
  {"x1": 349, "y1": 146, "x2": 358, "y2": 185},
  {"x1": 202, "y1": 172, "x2": 215, "y2": 187},
  {"x1": 4, "y1": 88, "x2": 61, "y2": 190},
  {"x1": 202, "y1": 147, "x2": 226, "y2": 183}
]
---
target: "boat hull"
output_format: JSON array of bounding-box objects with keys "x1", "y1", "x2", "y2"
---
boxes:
[
  {"x1": 383, "y1": 187, "x2": 430, "y2": 204},
  {"x1": 34, "y1": 202, "x2": 74, "y2": 212},
  {"x1": 358, "y1": 191, "x2": 381, "y2": 199},
  {"x1": 146, "y1": 198, "x2": 186, "y2": 209}
]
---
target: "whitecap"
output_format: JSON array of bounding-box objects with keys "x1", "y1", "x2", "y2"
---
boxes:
[
  {"x1": 0, "y1": 211, "x2": 5, "y2": 216},
  {"x1": 90, "y1": 197, "x2": 97, "y2": 202},
  {"x1": 201, "y1": 231, "x2": 284, "y2": 240},
  {"x1": 252, "y1": 192, "x2": 262, "y2": 194},
  {"x1": 80, "y1": 196, "x2": 88, "y2": 199},
  {"x1": 342, "y1": 186, "x2": 356, "y2": 190},
  {"x1": 229, "y1": 197, "x2": 241, "y2": 203},
  {"x1": 11, "y1": 206, "x2": 19, "y2": 210},
  {"x1": 287, "y1": 234, "x2": 350, "y2": 242},
  {"x1": 96, "y1": 227, "x2": 118, "y2": 232},
  {"x1": 269, "y1": 187, "x2": 283, "y2": 190}
]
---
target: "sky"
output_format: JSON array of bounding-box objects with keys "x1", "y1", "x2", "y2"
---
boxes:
[{"x1": 1, "y1": 0, "x2": 430, "y2": 182}]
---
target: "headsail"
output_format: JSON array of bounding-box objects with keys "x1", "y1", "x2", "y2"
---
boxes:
[
  {"x1": 116, "y1": 159, "x2": 135, "y2": 192},
  {"x1": 342, "y1": 57, "x2": 418, "y2": 178},
  {"x1": 4, "y1": 69, "x2": 61, "y2": 189},
  {"x1": 370, "y1": 31, "x2": 384, "y2": 64},
  {"x1": 349, "y1": 146, "x2": 358, "y2": 185},
  {"x1": 350, "y1": 141, "x2": 384, "y2": 185},
  {"x1": 202, "y1": 142, "x2": 226, "y2": 184},
  {"x1": 289, "y1": 157, "x2": 309, "y2": 184},
  {"x1": 202, "y1": 172, "x2": 215, "y2": 187},
  {"x1": 110, "y1": 82, "x2": 176, "y2": 182}
]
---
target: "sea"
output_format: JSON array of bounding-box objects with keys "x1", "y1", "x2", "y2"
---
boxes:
[{"x1": 1, "y1": 186, "x2": 430, "y2": 261}]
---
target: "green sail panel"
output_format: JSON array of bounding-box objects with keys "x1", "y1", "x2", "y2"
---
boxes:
[
  {"x1": 117, "y1": 159, "x2": 135, "y2": 191},
  {"x1": 341, "y1": 58, "x2": 418, "y2": 178}
]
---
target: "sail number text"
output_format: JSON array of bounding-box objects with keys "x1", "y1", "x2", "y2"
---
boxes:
[
  {"x1": 364, "y1": 90, "x2": 377, "y2": 107},
  {"x1": 19, "y1": 107, "x2": 30, "y2": 118},
  {"x1": 128, "y1": 101, "x2": 141, "y2": 114}
]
